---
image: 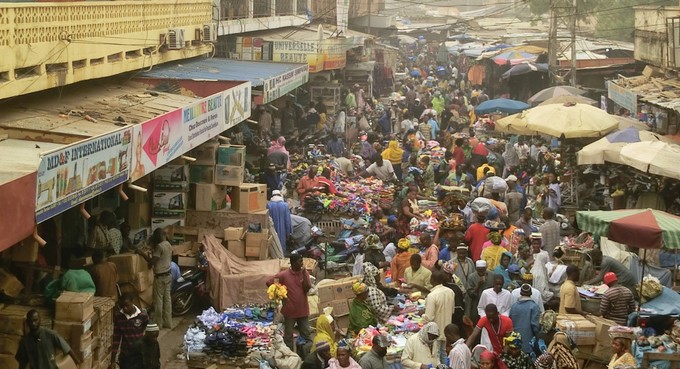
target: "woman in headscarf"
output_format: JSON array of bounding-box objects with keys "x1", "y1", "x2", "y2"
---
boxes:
[
  {"x1": 311, "y1": 312, "x2": 338, "y2": 358},
  {"x1": 492, "y1": 252, "x2": 513, "y2": 288},
  {"x1": 363, "y1": 234, "x2": 387, "y2": 269},
  {"x1": 481, "y1": 232, "x2": 508, "y2": 271},
  {"x1": 267, "y1": 136, "x2": 291, "y2": 169},
  {"x1": 361, "y1": 263, "x2": 392, "y2": 323},
  {"x1": 390, "y1": 239, "x2": 413, "y2": 281},
  {"x1": 382, "y1": 140, "x2": 404, "y2": 180},
  {"x1": 440, "y1": 260, "x2": 467, "y2": 334},
  {"x1": 347, "y1": 283, "x2": 377, "y2": 336},
  {"x1": 502, "y1": 141, "x2": 520, "y2": 178},
  {"x1": 401, "y1": 322, "x2": 441, "y2": 369},
  {"x1": 547, "y1": 331, "x2": 578, "y2": 369},
  {"x1": 608, "y1": 337, "x2": 636, "y2": 369},
  {"x1": 500, "y1": 332, "x2": 534, "y2": 369},
  {"x1": 328, "y1": 340, "x2": 362, "y2": 369},
  {"x1": 478, "y1": 350, "x2": 507, "y2": 369},
  {"x1": 397, "y1": 187, "x2": 422, "y2": 238}
]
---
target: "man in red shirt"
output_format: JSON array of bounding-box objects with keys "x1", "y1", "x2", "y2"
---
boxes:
[
  {"x1": 453, "y1": 138, "x2": 465, "y2": 168},
  {"x1": 465, "y1": 214, "x2": 490, "y2": 261},
  {"x1": 466, "y1": 304, "x2": 513, "y2": 353},
  {"x1": 267, "y1": 254, "x2": 312, "y2": 350},
  {"x1": 296, "y1": 166, "x2": 320, "y2": 204}
]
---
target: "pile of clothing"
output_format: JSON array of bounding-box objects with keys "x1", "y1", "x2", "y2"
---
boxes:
[{"x1": 184, "y1": 306, "x2": 278, "y2": 357}]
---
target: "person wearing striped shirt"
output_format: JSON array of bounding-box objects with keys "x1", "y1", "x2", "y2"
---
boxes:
[
  {"x1": 111, "y1": 293, "x2": 149, "y2": 369},
  {"x1": 600, "y1": 272, "x2": 635, "y2": 326}
]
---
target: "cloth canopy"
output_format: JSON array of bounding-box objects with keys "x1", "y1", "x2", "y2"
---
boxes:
[
  {"x1": 527, "y1": 86, "x2": 587, "y2": 105},
  {"x1": 577, "y1": 127, "x2": 669, "y2": 165},
  {"x1": 620, "y1": 141, "x2": 680, "y2": 181},
  {"x1": 576, "y1": 209, "x2": 680, "y2": 249}
]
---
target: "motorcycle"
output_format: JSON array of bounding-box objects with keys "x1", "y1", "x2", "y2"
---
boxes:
[{"x1": 171, "y1": 267, "x2": 207, "y2": 316}]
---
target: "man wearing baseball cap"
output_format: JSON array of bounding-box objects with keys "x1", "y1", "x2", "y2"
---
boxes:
[{"x1": 599, "y1": 272, "x2": 635, "y2": 325}]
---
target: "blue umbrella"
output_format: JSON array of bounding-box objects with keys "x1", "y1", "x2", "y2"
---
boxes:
[
  {"x1": 475, "y1": 98, "x2": 530, "y2": 115},
  {"x1": 606, "y1": 127, "x2": 644, "y2": 143}
]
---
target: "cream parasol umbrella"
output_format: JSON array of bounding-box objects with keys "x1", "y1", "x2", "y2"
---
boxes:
[
  {"x1": 494, "y1": 112, "x2": 536, "y2": 135},
  {"x1": 538, "y1": 95, "x2": 598, "y2": 107},
  {"x1": 619, "y1": 141, "x2": 680, "y2": 180},
  {"x1": 522, "y1": 103, "x2": 619, "y2": 138},
  {"x1": 577, "y1": 127, "x2": 670, "y2": 165}
]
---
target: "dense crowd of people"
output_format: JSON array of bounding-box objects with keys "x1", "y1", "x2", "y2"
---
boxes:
[{"x1": 265, "y1": 40, "x2": 643, "y2": 369}]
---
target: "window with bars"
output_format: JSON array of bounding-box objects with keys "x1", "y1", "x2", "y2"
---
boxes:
[
  {"x1": 275, "y1": 0, "x2": 294, "y2": 16},
  {"x1": 221, "y1": 0, "x2": 249, "y2": 20},
  {"x1": 253, "y1": 0, "x2": 270, "y2": 17}
]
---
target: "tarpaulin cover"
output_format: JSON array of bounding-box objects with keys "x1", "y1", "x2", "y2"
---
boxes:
[
  {"x1": 202, "y1": 235, "x2": 281, "y2": 310},
  {"x1": 639, "y1": 287, "x2": 680, "y2": 315}
]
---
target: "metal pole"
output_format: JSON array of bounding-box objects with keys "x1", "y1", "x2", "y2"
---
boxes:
[
  {"x1": 570, "y1": 0, "x2": 577, "y2": 87},
  {"x1": 367, "y1": 0, "x2": 372, "y2": 35}
]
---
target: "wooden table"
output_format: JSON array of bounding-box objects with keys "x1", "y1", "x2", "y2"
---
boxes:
[{"x1": 642, "y1": 352, "x2": 680, "y2": 369}]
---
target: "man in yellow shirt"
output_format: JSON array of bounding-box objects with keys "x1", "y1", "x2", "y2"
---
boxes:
[
  {"x1": 559, "y1": 264, "x2": 584, "y2": 315},
  {"x1": 405, "y1": 253, "x2": 432, "y2": 293}
]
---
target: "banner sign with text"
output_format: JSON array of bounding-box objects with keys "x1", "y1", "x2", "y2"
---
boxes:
[
  {"x1": 36, "y1": 128, "x2": 132, "y2": 223},
  {"x1": 263, "y1": 64, "x2": 309, "y2": 103},
  {"x1": 129, "y1": 82, "x2": 251, "y2": 182}
]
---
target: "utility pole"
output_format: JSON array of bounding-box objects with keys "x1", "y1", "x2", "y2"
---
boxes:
[
  {"x1": 367, "y1": 0, "x2": 372, "y2": 35},
  {"x1": 548, "y1": 0, "x2": 578, "y2": 86}
]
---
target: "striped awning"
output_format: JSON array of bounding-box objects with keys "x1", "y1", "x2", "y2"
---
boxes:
[{"x1": 576, "y1": 209, "x2": 680, "y2": 249}]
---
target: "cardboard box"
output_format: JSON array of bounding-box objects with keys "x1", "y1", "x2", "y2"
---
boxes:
[
  {"x1": 557, "y1": 315, "x2": 596, "y2": 345},
  {"x1": 224, "y1": 227, "x2": 245, "y2": 241},
  {"x1": 130, "y1": 189, "x2": 150, "y2": 205},
  {"x1": 192, "y1": 184, "x2": 228, "y2": 211},
  {"x1": 78, "y1": 352, "x2": 93, "y2": 369},
  {"x1": 151, "y1": 217, "x2": 185, "y2": 231},
  {"x1": 190, "y1": 142, "x2": 219, "y2": 165},
  {"x1": 56, "y1": 292, "x2": 94, "y2": 322},
  {"x1": 153, "y1": 165, "x2": 188, "y2": 188},
  {"x1": 0, "y1": 306, "x2": 52, "y2": 335},
  {"x1": 245, "y1": 229, "x2": 269, "y2": 248},
  {"x1": 319, "y1": 299, "x2": 350, "y2": 317},
  {"x1": 591, "y1": 342, "x2": 612, "y2": 361},
  {"x1": 177, "y1": 255, "x2": 197, "y2": 267},
  {"x1": 11, "y1": 237, "x2": 39, "y2": 263},
  {"x1": 227, "y1": 240, "x2": 245, "y2": 258},
  {"x1": 129, "y1": 227, "x2": 150, "y2": 247},
  {"x1": 139, "y1": 287, "x2": 153, "y2": 309},
  {"x1": 172, "y1": 241, "x2": 199, "y2": 256},
  {"x1": 0, "y1": 333, "x2": 19, "y2": 355},
  {"x1": 0, "y1": 269, "x2": 23, "y2": 298},
  {"x1": 245, "y1": 235, "x2": 270, "y2": 259},
  {"x1": 317, "y1": 284, "x2": 336, "y2": 302},
  {"x1": 214, "y1": 165, "x2": 244, "y2": 186},
  {"x1": 152, "y1": 191, "x2": 187, "y2": 217},
  {"x1": 585, "y1": 315, "x2": 617, "y2": 345},
  {"x1": 189, "y1": 165, "x2": 216, "y2": 184},
  {"x1": 107, "y1": 253, "x2": 149, "y2": 283},
  {"x1": 335, "y1": 315, "x2": 350, "y2": 334},
  {"x1": 216, "y1": 145, "x2": 246, "y2": 167},
  {"x1": 231, "y1": 184, "x2": 267, "y2": 214},
  {"x1": 127, "y1": 202, "x2": 151, "y2": 228},
  {"x1": 53, "y1": 311, "x2": 95, "y2": 341},
  {"x1": 0, "y1": 353, "x2": 18, "y2": 369},
  {"x1": 133, "y1": 270, "x2": 154, "y2": 292}
]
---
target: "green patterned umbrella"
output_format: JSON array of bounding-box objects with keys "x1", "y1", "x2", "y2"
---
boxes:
[{"x1": 576, "y1": 209, "x2": 680, "y2": 249}]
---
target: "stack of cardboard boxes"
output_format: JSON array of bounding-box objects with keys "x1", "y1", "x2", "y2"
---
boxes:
[
  {"x1": 108, "y1": 253, "x2": 154, "y2": 309},
  {"x1": 557, "y1": 313, "x2": 618, "y2": 366},
  {"x1": 53, "y1": 292, "x2": 96, "y2": 369},
  {"x1": 315, "y1": 276, "x2": 362, "y2": 330},
  {"x1": 576, "y1": 315, "x2": 619, "y2": 365},
  {"x1": 0, "y1": 305, "x2": 53, "y2": 369},
  {"x1": 0, "y1": 268, "x2": 23, "y2": 298},
  {"x1": 224, "y1": 227, "x2": 246, "y2": 258},
  {"x1": 189, "y1": 141, "x2": 268, "y2": 214},
  {"x1": 152, "y1": 164, "x2": 189, "y2": 231},
  {"x1": 91, "y1": 297, "x2": 116, "y2": 369}
]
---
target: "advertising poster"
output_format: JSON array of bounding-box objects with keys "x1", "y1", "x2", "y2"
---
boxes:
[
  {"x1": 270, "y1": 40, "x2": 324, "y2": 72},
  {"x1": 36, "y1": 128, "x2": 132, "y2": 223},
  {"x1": 130, "y1": 82, "x2": 252, "y2": 182}
]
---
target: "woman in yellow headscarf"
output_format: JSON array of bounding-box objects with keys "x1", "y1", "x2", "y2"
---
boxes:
[
  {"x1": 382, "y1": 140, "x2": 404, "y2": 180},
  {"x1": 312, "y1": 312, "x2": 338, "y2": 357},
  {"x1": 481, "y1": 231, "x2": 507, "y2": 271}
]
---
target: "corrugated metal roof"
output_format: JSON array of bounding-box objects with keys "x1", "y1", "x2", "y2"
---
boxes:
[
  {"x1": 613, "y1": 75, "x2": 680, "y2": 113},
  {"x1": 137, "y1": 58, "x2": 307, "y2": 87}
]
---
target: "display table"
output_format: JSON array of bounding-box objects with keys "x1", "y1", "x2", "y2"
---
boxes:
[{"x1": 642, "y1": 352, "x2": 680, "y2": 369}]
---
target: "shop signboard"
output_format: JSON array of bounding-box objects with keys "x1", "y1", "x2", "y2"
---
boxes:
[
  {"x1": 322, "y1": 38, "x2": 347, "y2": 70},
  {"x1": 607, "y1": 81, "x2": 637, "y2": 116},
  {"x1": 263, "y1": 64, "x2": 310, "y2": 103},
  {"x1": 129, "y1": 82, "x2": 251, "y2": 182},
  {"x1": 270, "y1": 39, "x2": 324, "y2": 72},
  {"x1": 36, "y1": 127, "x2": 132, "y2": 223}
]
